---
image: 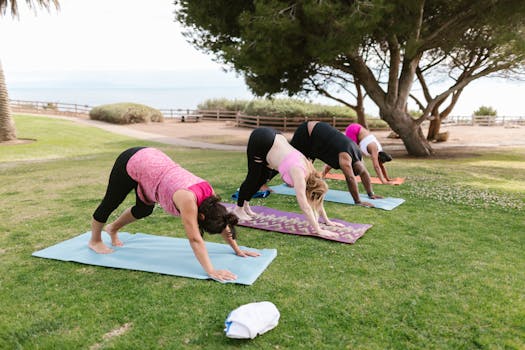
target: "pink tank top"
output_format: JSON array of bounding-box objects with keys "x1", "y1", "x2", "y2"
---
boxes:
[
  {"x1": 278, "y1": 150, "x2": 307, "y2": 186},
  {"x1": 345, "y1": 123, "x2": 361, "y2": 143},
  {"x1": 126, "y1": 148, "x2": 212, "y2": 216}
]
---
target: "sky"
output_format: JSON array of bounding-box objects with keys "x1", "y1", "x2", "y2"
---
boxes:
[{"x1": 0, "y1": 0, "x2": 524, "y2": 116}]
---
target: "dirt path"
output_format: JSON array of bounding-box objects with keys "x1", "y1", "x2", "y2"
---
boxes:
[
  {"x1": 125, "y1": 118, "x2": 525, "y2": 157},
  {"x1": 6, "y1": 113, "x2": 525, "y2": 157}
]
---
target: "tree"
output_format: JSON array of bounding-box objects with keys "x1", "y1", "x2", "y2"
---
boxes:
[
  {"x1": 0, "y1": 0, "x2": 59, "y2": 142},
  {"x1": 176, "y1": 0, "x2": 525, "y2": 156}
]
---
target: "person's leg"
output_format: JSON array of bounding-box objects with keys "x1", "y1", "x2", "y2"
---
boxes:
[
  {"x1": 235, "y1": 128, "x2": 276, "y2": 220},
  {"x1": 90, "y1": 147, "x2": 145, "y2": 253},
  {"x1": 236, "y1": 128, "x2": 276, "y2": 206}
]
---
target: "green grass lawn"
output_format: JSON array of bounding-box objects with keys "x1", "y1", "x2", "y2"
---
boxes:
[{"x1": 1, "y1": 115, "x2": 523, "y2": 349}]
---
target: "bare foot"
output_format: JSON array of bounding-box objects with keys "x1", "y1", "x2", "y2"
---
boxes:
[
  {"x1": 232, "y1": 206, "x2": 253, "y2": 221},
  {"x1": 105, "y1": 224, "x2": 124, "y2": 247},
  {"x1": 259, "y1": 184, "x2": 273, "y2": 192},
  {"x1": 88, "y1": 240, "x2": 114, "y2": 254},
  {"x1": 244, "y1": 206, "x2": 257, "y2": 217}
]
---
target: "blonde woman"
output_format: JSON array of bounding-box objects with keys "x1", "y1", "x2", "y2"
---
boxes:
[{"x1": 233, "y1": 127, "x2": 342, "y2": 237}]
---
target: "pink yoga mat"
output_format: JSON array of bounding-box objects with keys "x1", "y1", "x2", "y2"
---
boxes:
[
  {"x1": 324, "y1": 173, "x2": 405, "y2": 185},
  {"x1": 222, "y1": 203, "x2": 372, "y2": 244}
]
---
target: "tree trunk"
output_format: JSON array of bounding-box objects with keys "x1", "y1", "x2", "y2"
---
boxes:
[
  {"x1": 381, "y1": 108, "x2": 434, "y2": 156},
  {"x1": 0, "y1": 60, "x2": 17, "y2": 142},
  {"x1": 355, "y1": 81, "x2": 368, "y2": 128},
  {"x1": 427, "y1": 115, "x2": 442, "y2": 141},
  {"x1": 356, "y1": 104, "x2": 367, "y2": 128}
]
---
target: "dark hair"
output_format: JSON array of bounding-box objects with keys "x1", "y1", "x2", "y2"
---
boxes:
[
  {"x1": 378, "y1": 151, "x2": 393, "y2": 163},
  {"x1": 197, "y1": 195, "x2": 239, "y2": 239}
]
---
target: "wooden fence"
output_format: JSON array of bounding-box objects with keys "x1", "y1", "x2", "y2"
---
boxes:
[
  {"x1": 444, "y1": 115, "x2": 525, "y2": 126},
  {"x1": 10, "y1": 99, "x2": 91, "y2": 116},
  {"x1": 197, "y1": 109, "x2": 239, "y2": 121},
  {"x1": 9, "y1": 99, "x2": 525, "y2": 129},
  {"x1": 235, "y1": 115, "x2": 356, "y2": 132}
]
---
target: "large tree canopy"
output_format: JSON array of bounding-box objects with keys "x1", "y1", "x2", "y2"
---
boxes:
[{"x1": 176, "y1": 0, "x2": 525, "y2": 156}]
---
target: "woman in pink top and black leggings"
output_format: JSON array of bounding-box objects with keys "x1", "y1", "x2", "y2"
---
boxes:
[
  {"x1": 89, "y1": 147, "x2": 260, "y2": 282},
  {"x1": 233, "y1": 128, "x2": 343, "y2": 238}
]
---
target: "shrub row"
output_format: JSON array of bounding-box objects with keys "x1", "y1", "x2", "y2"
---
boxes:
[
  {"x1": 198, "y1": 98, "x2": 388, "y2": 129},
  {"x1": 89, "y1": 103, "x2": 164, "y2": 124}
]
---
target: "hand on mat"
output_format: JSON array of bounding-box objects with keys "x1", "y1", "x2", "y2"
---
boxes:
[
  {"x1": 236, "y1": 249, "x2": 262, "y2": 258},
  {"x1": 209, "y1": 269, "x2": 237, "y2": 281},
  {"x1": 324, "y1": 220, "x2": 345, "y2": 228},
  {"x1": 317, "y1": 228, "x2": 339, "y2": 239},
  {"x1": 368, "y1": 194, "x2": 383, "y2": 199},
  {"x1": 357, "y1": 201, "x2": 374, "y2": 208}
]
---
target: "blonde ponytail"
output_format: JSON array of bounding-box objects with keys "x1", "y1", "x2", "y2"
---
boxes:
[{"x1": 304, "y1": 161, "x2": 328, "y2": 213}]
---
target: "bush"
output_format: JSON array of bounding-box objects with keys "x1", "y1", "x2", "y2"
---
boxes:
[
  {"x1": 197, "y1": 98, "x2": 250, "y2": 112},
  {"x1": 243, "y1": 98, "x2": 357, "y2": 119},
  {"x1": 199, "y1": 97, "x2": 359, "y2": 119},
  {"x1": 473, "y1": 105, "x2": 497, "y2": 116},
  {"x1": 89, "y1": 103, "x2": 164, "y2": 124},
  {"x1": 367, "y1": 118, "x2": 389, "y2": 129}
]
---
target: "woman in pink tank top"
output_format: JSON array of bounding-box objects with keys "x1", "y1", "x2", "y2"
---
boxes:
[
  {"x1": 89, "y1": 147, "x2": 260, "y2": 282},
  {"x1": 233, "y1": 128, "x2": 343, "y2": 238},
  {"x1": 342, "y1": 123, "x2": 395, "y2": 184}
]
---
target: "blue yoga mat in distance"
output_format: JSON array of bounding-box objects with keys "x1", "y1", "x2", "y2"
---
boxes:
[
  {"x1": 269, "y1": 184, "x2": 405, "y2": 211},
  {"x1": 32, "y1": 232, "x2": 277, "y2": 285}
]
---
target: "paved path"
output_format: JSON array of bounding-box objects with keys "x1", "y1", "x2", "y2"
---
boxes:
[{"x1": 36, "y1": 114, "x2": 247, "y2": 151}]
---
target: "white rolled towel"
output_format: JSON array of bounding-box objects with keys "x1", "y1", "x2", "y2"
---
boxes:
[{"x1": 224, "y1": 301, "x2": 280, "y2": 339}]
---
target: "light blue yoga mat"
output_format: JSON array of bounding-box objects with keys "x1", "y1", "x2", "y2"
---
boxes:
[
  {"x1": 32, "y1": 232, "x2": 277, "y2": 285},
  {"x1": 270, "y1": 184, "x2": 405, "y2": 210}
]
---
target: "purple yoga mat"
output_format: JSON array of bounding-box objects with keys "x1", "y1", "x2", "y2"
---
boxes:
[{"x1": 222, "y1": 203, "x2": 372, "y2": 244}]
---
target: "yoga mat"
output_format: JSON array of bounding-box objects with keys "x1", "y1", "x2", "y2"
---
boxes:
[
  {"x1": 223, "y1": 203, "x2": 372, "y2": 244},
  {"x1": 269, "y1": 184, "x2": 405, "y2": 210},
  {"x1": 324, "y1": 173, "x2": 405, "y2": 185},
  {"x1": 32, "y1": 232, "x2": 277, "y2": 285}
]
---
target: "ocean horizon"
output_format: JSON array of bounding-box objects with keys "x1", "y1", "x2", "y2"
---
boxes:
[
  {"x1": 6, "y1": 69, "x2": 257, "y2": 110},
  {"x1": 7, "y1": 86, "x2": 255, "y2": 110},
  {"x1": 5, "y1": 69, "x2": 525, "y2": 116}
]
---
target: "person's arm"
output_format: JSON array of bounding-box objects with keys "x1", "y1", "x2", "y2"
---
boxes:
[
  {"x1": 354, "y1": 161, "x2": 383, "y2": 200},
  {"x1": 379, "y1": 162, "x2": 393, "y2": 182},
  {"x1": 322, "y1": 164, "x2": 332, "y2": 178},
  {"x1": 369, "y1": 145, "x2": 393, "y2": 184},
  {"x1": 290, "y1": 168, "x2": 338, "y2": 237},
  {"x1": 318, "y1": 203, "x2": 344, "y2": 227},
  {"x1": 221, "y1": 230, "x2": 261, "y2": 257},
  {"x1": 339, "y1": 153, "x2": 374, "y2": 207},
  {"x1": 174, "y1": 190, "x2": 237, "y2": 281}
]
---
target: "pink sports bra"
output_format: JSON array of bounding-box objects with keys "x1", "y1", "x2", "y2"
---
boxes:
[{"x1": 278, "y1": 150, "x2": 307, "y2": 186}]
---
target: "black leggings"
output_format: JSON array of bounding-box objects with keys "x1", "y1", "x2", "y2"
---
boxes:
[
  {"x1": 237, "y1": 128, "x2": 279, "y2": 206},
  {"x1": 92, "y1": 147, "x2": 155, "y2": 223}
]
